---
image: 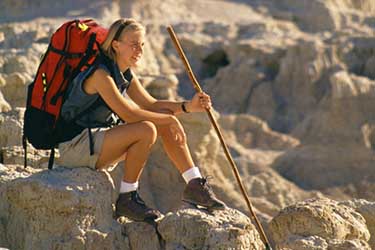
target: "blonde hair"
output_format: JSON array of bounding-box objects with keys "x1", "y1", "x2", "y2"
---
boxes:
[{"x1": 101, "y1": 18, "x2": 145, "y2": 60}]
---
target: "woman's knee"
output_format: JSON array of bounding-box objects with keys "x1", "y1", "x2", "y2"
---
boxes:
[
  {"x1": 138, "y1": 121, "x2": 157, "y2": 144},
  {"x1": 157, "y1": 117, "x2": 185, "y2": 137}
]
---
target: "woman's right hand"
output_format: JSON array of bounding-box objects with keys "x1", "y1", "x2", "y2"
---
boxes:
[{"x1": 168, "y1": 116, "x2": 186, "y2": 145}]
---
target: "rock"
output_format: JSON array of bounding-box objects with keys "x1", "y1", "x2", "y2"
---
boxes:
[
  {"x1": 1, "y1": 72, "x2": 31, "y2": 108},
  {"x1": 0, "y1": 111, "x2": 23, "y2": 148},
  {"x1": 327, "y1": 239, "x2": 371, "y2": 250},
  {"x1": 0, "y1": 0, "x2": 114, "y2": 22},
  {"x1": 272, "y1": 38, "x2": 343, "y2": 132},
  {"x1": 340, "y1": 199, "x2": 375, "y2": 249},
  {"x1": 279, "y1": 235, "x2": 329, "y2": 250},
  {"x1": 204, "y1": 34, "x2": 343, "y2": 133},
  {"x1": 1, "y1": 164, "x2": 268, "y2": 250},
  {"x1": 364, "y1": 55, "x2": 375, "y2": 79},
  {"x1": 1, "y1": 145, "x2": 53, "y2": 169},
  {"x1": 274, "y1": 73, "x2": 375, "y2": 192},
  {"x1": 263, "y1": 0, "x2": 375, "y2": 32},
  {"x1": 219, "y1": 114, "x2": 300, "y2": 150},
  {"x1": 0, "y1": 90, "x2": 11, "y2": 112},
  {"x1": 243, "y1": 170, "x2": 323, "y2": 215},
  {"x1": 0, "y1": 164, "x2": 40, "y2": 248},
  {"x1": 361, "y1": 123, "x2": 375, "y2": 149},
  {"x1": 121, "y1": 218, "x2": 161, "y2": 250},
  {"x1": 142, "y1": 74, "x2": 179, "y2": 100},
  {"x1": 330, "y1": 71, "x2": 375, "y2": 99},
  {"x1": 269, "y1": 198, "x2": 371, "y2": 249},
  {"x1": 204, "y1": 58, "x2": 262, "y2": 113},
  {"x1": 158, "y1": 208, "x2": 264, "y2": 250},
  {"x1": 278, "y1": 235, "x2": 371, "y2": 250},
  {"x1": 2, "y1": 166, "x2": 126, "y2": 250},
  {"x1": 272, "y1": 145, "x2": 375, "y2": 190}
]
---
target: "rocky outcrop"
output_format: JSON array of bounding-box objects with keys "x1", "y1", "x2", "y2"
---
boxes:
[
  {"x1": 269, "y1": 198, "x2": 371, "y2": 249},
  {"x1": 273, "y1": 72, "x2": 375, "y2": 195},
  {"x1": 0, "y1": 164, "x2": 264, "y2": 250}
]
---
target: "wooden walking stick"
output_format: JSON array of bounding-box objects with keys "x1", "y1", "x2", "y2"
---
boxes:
[{"x1": 167, "y1": 25, "x2": 273, "y2": 250}]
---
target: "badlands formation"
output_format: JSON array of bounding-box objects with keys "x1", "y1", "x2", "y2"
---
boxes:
[{"x1": 0, "y1": 0, "x2": 375, "y2": 249}]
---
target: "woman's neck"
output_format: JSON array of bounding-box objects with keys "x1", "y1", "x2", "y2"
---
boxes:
[{"x1": 115, "y1": 58, "x2": 130, "y2": 73}]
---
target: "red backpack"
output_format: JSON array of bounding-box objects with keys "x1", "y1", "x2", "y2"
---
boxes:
[{"x1": 23, "y1": 19, "x2": 108, "y2": 169}]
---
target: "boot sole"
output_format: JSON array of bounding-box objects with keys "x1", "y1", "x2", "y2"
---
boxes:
[
  {"x1": 114, "y1": 210, "x2": 161, "y2": 222},
  {"x1": 182, "y1": 199, "x2": 226, "y2": 211}
]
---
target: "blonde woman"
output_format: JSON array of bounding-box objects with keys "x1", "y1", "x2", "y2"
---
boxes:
[{"x1": 58, "y1": 18, "x2": 225, "y2": 222}]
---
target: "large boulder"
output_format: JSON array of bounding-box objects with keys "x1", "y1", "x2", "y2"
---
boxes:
[
  {"x1": 158, "y1": 208, "x2": 264, "y2": 250},
  {"x1": 2, "y1": 165, "x2": 125, "y2": 250},
  {"x1": 269, "y1": 198, "x2": 371, "y2": 249},
  {"x1": 0, "y1": 164, "x2": 41, "y2": 249}
]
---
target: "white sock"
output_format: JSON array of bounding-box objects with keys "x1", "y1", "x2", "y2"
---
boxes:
[
  {"x1": 182, "y1": 167, "x2": 202, "y2": 183},
  {"x1": 120, "y1": 181, "x2": 139, "y2": 193}
]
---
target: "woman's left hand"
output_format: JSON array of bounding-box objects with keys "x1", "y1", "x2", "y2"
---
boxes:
[{"x1": 188, "y1": 92, "x2": 212, "y2": 112}]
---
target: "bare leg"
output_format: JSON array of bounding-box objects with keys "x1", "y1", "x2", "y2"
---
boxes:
[
  {"x1": 96, "y1": 121, "x2": 157, "y2": 182},
  {"x1": 156, "y1": 120, "x2": 195, "y2": 174}
]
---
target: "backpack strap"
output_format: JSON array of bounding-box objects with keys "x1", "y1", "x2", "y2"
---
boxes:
[
  {"x1": 88, "y1": 128, "x2": 94, "y2": 156},
  {"x1": 48, "y1": 148, "x2": 55, "y2": 170},
  {"x1": 22, "y1": 134, "x2": 27, "y2": 168},
  {"x1": 84, "y1": 113, "x2": 94, "y2": 156}
]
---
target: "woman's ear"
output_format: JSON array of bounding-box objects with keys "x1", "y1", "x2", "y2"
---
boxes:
[{"x1": 111, "y1": 40, "x2": 120, "y2": 53}]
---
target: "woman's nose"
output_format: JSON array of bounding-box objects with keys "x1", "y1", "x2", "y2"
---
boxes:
[{"x1": 133, "y1": 44, "x2": 144, "y2": 52}]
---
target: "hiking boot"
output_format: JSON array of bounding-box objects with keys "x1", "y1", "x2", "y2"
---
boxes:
[
  {"x1": 115, "y1": 190, "x2": 162, "y2": 221},
  {"x1": 182, "y1": 177, "x2": 226, "y2": 210}
]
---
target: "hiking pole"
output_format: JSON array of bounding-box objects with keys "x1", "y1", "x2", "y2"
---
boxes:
[{"x1": 167, "y1": 26, "x2": 273, "y2": 250}]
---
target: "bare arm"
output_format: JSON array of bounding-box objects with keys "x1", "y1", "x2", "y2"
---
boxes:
[
  {"x1": 84, "y1": 68, "x2": 175, "y2": 125},
  {"x1": 127, "y1": 73, "x2": 186, "y2": 114},
  {"x1": 127, "y1": 73, "x2": 212, "y2": 114}
]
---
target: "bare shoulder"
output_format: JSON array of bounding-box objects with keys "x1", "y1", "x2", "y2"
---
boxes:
[{"x1": 83, "y1": 68, "x2": 113, "y2": 95}]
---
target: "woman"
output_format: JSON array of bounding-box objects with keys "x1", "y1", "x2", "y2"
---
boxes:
[{"x1": 58, "y1": 18, "x2": 225, "y2": 222}]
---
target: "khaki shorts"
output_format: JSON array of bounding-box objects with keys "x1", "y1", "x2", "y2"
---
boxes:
[{"x1": 56, "y1": 128, "x2": 107, "y2": 169}]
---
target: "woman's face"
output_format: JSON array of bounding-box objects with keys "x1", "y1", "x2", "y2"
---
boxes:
[{"x1": 113, "y1": 30, "x2": 145, "y2": 68}]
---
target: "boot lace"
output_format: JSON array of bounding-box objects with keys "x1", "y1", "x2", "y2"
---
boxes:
[
  {"x1": 200, "y1": 176, "x2": 215, "y2": 196},
  {"x1": 131, "y1": 190, "x2": 147, "y2": 208}
]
